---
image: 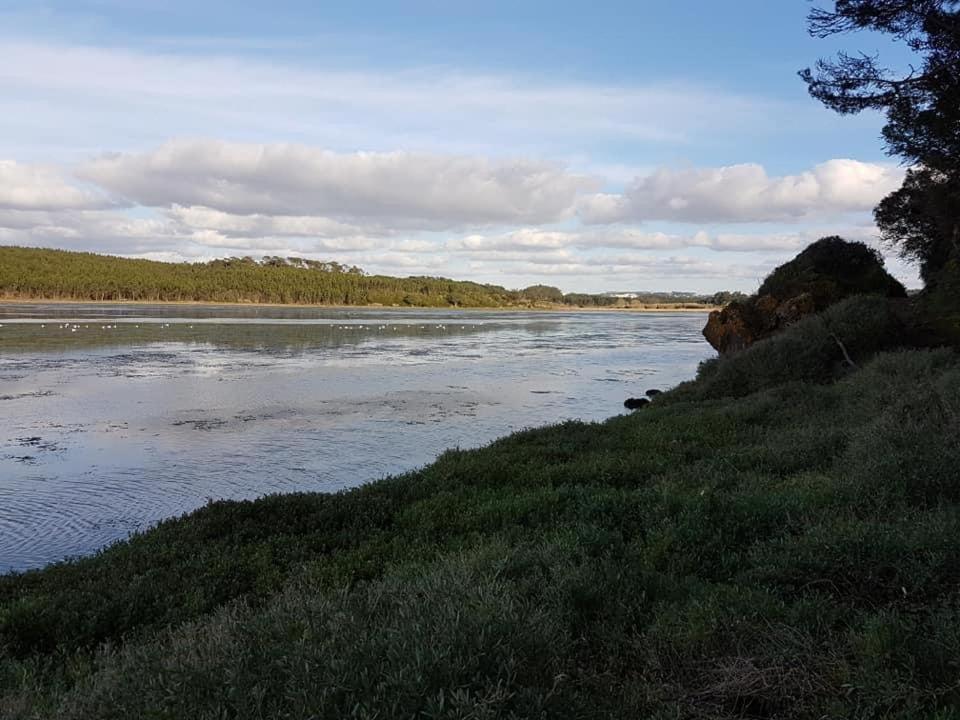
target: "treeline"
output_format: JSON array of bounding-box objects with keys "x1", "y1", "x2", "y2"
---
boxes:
[
  {"x1": 0, "y1": 247, "x2": 729, "y2": 308},
  {"x1": 0, "y1": 247, "x2": 514, "y2": 307}
]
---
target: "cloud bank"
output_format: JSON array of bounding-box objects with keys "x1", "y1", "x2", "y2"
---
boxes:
[
  {"x1": 81, "y1": 140, "x2": 595, "y2": 227},
  {"x1": 0, "y1": 160, "x2": 113, "y2": 211},
  {"x1": 0, "y1": 142, "x2": 916, "y2": 291},
  {"x1": 451, "y1": 227, "x2": 879, "y2": 254},
  {"x1": 579, "y1": 160, "x2": 905, "y2": 224}
]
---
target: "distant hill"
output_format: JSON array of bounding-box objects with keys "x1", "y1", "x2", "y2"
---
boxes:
[{"x1": 0, "y1": 246, "x2": 725, "y2": 309}]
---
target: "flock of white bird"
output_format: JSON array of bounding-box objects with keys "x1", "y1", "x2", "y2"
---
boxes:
[{"x1": 1, "y1": 323, "x2": 469, "y2": 332}]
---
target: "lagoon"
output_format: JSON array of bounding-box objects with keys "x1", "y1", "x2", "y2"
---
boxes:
[{"x1": 0, "y1": 303, "x2": 713, "y2": 571}]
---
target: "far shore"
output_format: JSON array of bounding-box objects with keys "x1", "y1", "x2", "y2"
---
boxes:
[{"x1": 0, "y1": 297, "x2": 719, "y2": 313}]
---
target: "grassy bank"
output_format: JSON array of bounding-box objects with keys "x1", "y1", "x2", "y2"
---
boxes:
[{"x1": 2, "y1": 295, "x2": 959, "y2": 719}]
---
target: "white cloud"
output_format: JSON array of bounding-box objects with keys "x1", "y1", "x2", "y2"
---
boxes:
[
  {"x1": 579, "y1": 159, "x2": 906, "y2": 224},
  {"x1": 0, "y1": 208, "x2": 186, "y2": 254},
  {"x1": 449, "y1": 226, "x2": 880, "y2": 254},
  {"x1": 0, "y1": 207, "x2": 381, "y2": 256},
  {"x1": 463, "y1": 254, "x2": 771, "y2": 280},
  {"x1": 0, "y1": 150, "x2": 919, "y2": 292},
  {"x1": 0, "y1": 203, "x2": 920, "y2": 291},
  {"x1": 0, "y1": 160, "x2": 112, "y2": 211},
  {"x1": 454, "y1": 229, "x2": 577, "y2": 252},
  {"x1": 391, "y1": 239, "x2": 439, "y2": 253},
  {"x1": 166, "y1": 205, "x2": 373, "y2": 239},
  {"x1": 353, "y1": 251, "x2": 450, "y2": 271},
  {"x1": 81, "y1": 139, "x2": 596, "y2": 228},
  {"x1": 443, "y1": 225, "x2": 920, "y2": 288}
]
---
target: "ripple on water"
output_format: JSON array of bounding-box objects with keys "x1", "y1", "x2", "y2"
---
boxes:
[
  {"x1": 0, "y1": 306, "x2": 714, "y2": 571},
  {"x1": 0, "y1": 481, "x2": 142, "y2": 570}
]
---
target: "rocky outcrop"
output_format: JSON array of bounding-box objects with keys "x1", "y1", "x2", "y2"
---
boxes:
[
  {"x1": 703, "y1": 301, "x2": 762, "y2": 354},
  {"x1": 703, "y1": 237, "x2": 908, "y2": 354},
  {"x1": 702, "y1": 293, "x2": 819, "y2": 354},
  {"x1": 774, "y1": 292, "x2": 817, "y2": 326}
]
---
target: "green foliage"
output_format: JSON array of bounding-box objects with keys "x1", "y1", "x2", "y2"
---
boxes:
[
  {"x1": 707, "y1": 290, "x2": 749, "y2": 306},
  {"x1": 801, "y1": 1, "x2": 960, "y2": 168},
  {"x1": 2, "y1": 317, "x2": 960, "y2": 717},
  {"x1": 520, "y1": 284, "x2": 564, "y2": 303},
  {"x1": 756, "y1": 236, "x2": 907, "y2": 305},
  {"x1": 0, "y1": 246, "x2": 519, "y2": 307},
  {"x1": 875, "y1": 168, "x2": 960, "y2": 283}
]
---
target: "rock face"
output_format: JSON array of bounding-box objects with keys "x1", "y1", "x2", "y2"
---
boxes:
[
  {"x1": 703, "y1": 302, "x2": 759, "y2": 354},
  {"x1": 703, "y1": 237, "x2": 908, "y2": 354},
  {"x1": 702, "y1": 293, "x2": 819, "y2": 354},
  {"x1": 775, "y1": 292, "x2": 817, "y2": 326}
]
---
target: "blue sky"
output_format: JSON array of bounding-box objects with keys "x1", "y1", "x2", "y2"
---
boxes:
[{"x1": 0, "y1": 1, "x2": 921, "y2": 291}]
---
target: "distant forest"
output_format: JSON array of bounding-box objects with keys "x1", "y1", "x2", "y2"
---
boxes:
[{"x1": 0, "y1": 246, "x2": 741, "y2": 308}]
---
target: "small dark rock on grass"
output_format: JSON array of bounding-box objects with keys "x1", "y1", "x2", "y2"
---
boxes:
[{"x1": 645, "y1": 389, "x2": 662, "y2": 397}]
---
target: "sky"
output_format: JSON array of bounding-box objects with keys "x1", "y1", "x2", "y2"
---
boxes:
[{"x1": 0, "y1": 0, "x2": 923, "y2": 293}]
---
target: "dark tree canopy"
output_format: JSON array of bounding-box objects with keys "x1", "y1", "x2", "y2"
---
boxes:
[
  {"x1": 520, "y1": 284, "x2": 565, "y2": 302},
  {"x1": 801, "y1": 0, "x2": 960, "y2": 169},
  {"x1": 800, "y1": 0, "x2": 960, "y2": 281},
  {"x1": 757, "y1": 235, "x2": 907, "y2": 304},
  {"x1": 874, "y1": 166, "x2": 960, "y2": 281}
]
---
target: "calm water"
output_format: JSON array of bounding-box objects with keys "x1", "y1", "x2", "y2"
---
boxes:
[{"x1": 0, "y1": 303, "x2": 714, "y2": 572}]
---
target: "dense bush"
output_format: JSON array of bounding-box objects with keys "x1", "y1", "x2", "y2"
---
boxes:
[
  {"x1": 756, "y1": 236, "x2": 907, "y2": 306},
  {"x1": 520, "y1": 284, "x2": 565, "y2": 302}
]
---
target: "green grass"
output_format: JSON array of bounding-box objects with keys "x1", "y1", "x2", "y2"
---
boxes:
[{"x1": 2, "y1": 296, "x2": 959, "y2": 718}]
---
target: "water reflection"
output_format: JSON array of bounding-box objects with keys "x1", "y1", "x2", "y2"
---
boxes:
[
  {"x1": 0, "y1": 319, "x2": 509, "y2": 353},
  {"x1": 0, "y1": 303, "x2": 714, "y2": 571}
]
